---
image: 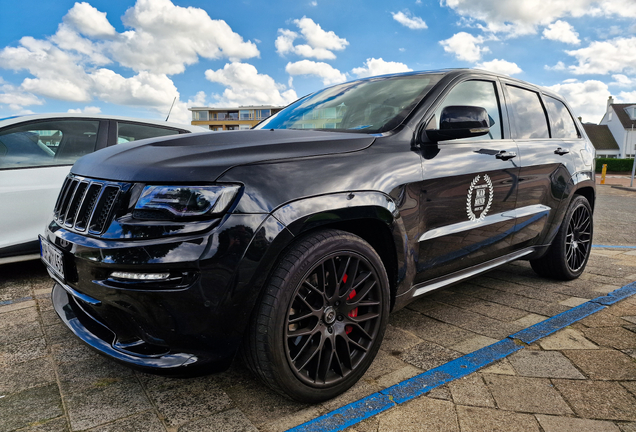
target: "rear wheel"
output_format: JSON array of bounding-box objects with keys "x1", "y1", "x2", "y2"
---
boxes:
[
  {"x1": 531, "y1": 195, "x2": 593, "y2": 280},
  {"x1": 242, "y1": 229, "x2": 390, "y2": 402}
]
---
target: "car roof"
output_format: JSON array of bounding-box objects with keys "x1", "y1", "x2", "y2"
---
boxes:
[{"x1": 0, "y1": 113, "x2": 207, "y2": 133}]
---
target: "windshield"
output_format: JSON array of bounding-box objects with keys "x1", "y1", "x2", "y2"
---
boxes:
[{"x1": 255, "y1": 73, "x2": 444, "y2": 133}]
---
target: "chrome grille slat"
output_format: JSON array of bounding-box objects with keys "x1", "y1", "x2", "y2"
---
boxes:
[
  {"x1": 75, "y1": 183, "x2": 103, "y2": 231},
  {"x1": 65, "y1": 181, "x2": 89, "y2": 226}
]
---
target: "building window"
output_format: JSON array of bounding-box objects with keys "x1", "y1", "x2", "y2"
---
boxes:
[
  {"x1": 240, "y1": 110, "x2": 252, "y2": 120},
  {"x1": 239, "y1": 124, "x2": 251, "y2": 130},
  {"x1": 192, "y1": 111, "x2": 209, "y2": 121}
]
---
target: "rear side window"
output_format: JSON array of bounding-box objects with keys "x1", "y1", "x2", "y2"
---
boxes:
[
  {"x1": 0, "y1": 120, "x2": 99, "y2": 169},
  {"x1": 505, "y1": 85, "x2": 549, "y2": 139},
  {"x1": 544, "y1": 96, "x2": 579, "y2": 139},
  {"x1": 117, "y1": 122, "x2": 180, "y2": 144}
]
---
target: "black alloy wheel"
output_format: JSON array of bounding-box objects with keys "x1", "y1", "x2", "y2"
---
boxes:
[
  {"x1": 531, "y1": 195, "x2": 593, "y2": 280},
  {"x1": 285, "y1": 252, "x2": 383, "y2": 386},
  {"x1": 242, "y1": 229, "x2": 389, "y2": 403}
]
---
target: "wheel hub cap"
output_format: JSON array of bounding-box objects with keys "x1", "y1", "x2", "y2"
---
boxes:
[{"x1": 323, "y1": 306, "x2": 336, "y2": 325}]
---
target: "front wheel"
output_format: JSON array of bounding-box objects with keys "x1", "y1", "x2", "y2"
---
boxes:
[
  {"x1": 531, "y1": 195, "x2": 593, "y2": 280},
  {"x1": 242, "y1": 229, "x2": 390, "y2": 402}
]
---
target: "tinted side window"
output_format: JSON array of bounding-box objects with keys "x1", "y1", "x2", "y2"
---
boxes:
[
  {"x1": 544, "y1": 96, "x2": 579, "y2": 139},
  {"x1": 117, "y1": 122, "x2": 180, "y2": 144},
  {"x1": 435, "y1": 80, "x2": 503, "y2": 140},
  {"x1": 505, "y1": 85, "x2": 549, "y2": 139},
  {"x1": 0, "y1": 120, "x2": 99, "y2": 169}
]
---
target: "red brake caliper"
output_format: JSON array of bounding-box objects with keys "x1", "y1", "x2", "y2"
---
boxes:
[{"x1": 343, "y1": 274, "x2": 358, "y2": 335}]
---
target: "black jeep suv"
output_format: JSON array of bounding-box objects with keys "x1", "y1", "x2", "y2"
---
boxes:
[{"x1": 41, "y1": 69, "x2": 595, "y2": 402}]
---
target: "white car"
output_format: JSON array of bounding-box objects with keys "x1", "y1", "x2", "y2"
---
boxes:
[{"x1": 0, "y1": 114, "x2": 207, "y2": 264}]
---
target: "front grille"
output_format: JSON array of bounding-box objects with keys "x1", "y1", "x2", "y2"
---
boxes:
[{"x1": 54, "y1": 176, "x2": 124, "y2": 235}]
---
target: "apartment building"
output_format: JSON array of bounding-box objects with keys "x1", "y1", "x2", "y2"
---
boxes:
[{"x1": 189, "y1": 106, "x2": 283, "y2": 131}]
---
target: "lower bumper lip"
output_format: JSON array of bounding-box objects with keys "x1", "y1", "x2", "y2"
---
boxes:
[{"x1": 52, "y1": 282, "x2": 198, "y2": 369}]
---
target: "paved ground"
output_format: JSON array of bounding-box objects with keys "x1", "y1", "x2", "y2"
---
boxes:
[{"x1": 1, "y1": 185, "x2": 635, "y2": 432}]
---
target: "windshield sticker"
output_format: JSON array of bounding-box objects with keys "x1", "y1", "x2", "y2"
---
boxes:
[{"x1": 466, "y1": 174, "x2": 493, "y2": 221}]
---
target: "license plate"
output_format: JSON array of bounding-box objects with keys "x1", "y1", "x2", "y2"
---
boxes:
[{"x1": 40, "y1": 236, "x2": 65, "y2": 280}]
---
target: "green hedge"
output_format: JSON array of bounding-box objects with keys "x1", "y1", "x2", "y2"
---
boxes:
[{"x1": 595, "y1": 158, "x2": 635, "y2": 173}]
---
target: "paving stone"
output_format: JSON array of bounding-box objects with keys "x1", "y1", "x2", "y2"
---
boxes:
[
  {"x1": 0, "y1": 337, "x2": 47, "y2": 366},
  {"x1": 584, "y1": 327, "x2": 636, "y2": 349},
  {"x1": 50, "y1": 338, "x2": 101, "y2": 364},
  {"x1": 460, "y1": 286, "x2": 569, "y2": 317},
  {"x1": 376, "y1": 365, "x2": 422, "y2": 389},
  {"x1": 620, "y1": 316, "x2": 636, "y2": 324},
  {"x1": 88, "y1": 410, "x2": 164, "y2": 432},
  {"x1": 513, "y1": 313, "x2": 548, "y2": 328},
  {"x1": 621, "y1": 381, "x2": 636, "y2": 397},
  {"x1": 0, "y1": 320, "x2": 43, "y2": 346},
  {"x1": 619, "y1": 423, "x2": 636, "y2": 432},
  {"x1": 426, "y1": 384, "x2": 452, "y2": 401},
  {"x1": 43, "y1": 322, "x2": 75, "y2": 346},
  {"x1": 261, "y1": 406, "x2": 324, "y2": 432},
  {"x1": 16, "y1": 416, "x2": 69, "y2": 432},
  {"x1": 508, "y1": 350, "x2": 585, "y2": 379},
  {"x1": 562, "y1": 349, "x2": 636, "y2": 380},
  {"x1": 0, "y1": 285, "x2": 31, "y2": 303},
  {"x1": 57, "y1": 357, "x2": 136, "y2": 393},
  {"x1": 139, "y1": 374, "x2": 234, "y2": 429},
  {"x1": 448, "y1": 374, "x2": 495, "y2": 408},
  {"x1": 435, "y1": 293, "x2": 529, "y2": 322},
  {"x1": 379, "y1": 324, "x2": 423, "y2": 354},
  {"x1": 364, "y1": 349, "x2": 410, "y2": 380},
  {"x1": 399, "y1": 341, "x2": 462, "y2": 370},
  {"x1": 422, "y1": 302, "x2": 524, "y2": 339},
  {"x1": 63, "y1": 378, "x2": 153, "y2": 431},
  {"x1": 553, "y1": 379, "x2": 636, "y2": 421},
  {"x1": 623, "y1": 348, "x2": 636, "y2": 359},
  {"x1": 480, "y1": 358, "x2": 516, "y2": 376},
  {"x1": 450, "y1": 335, "x2": 499, "y2": 354},
  {"x1": 606, "y1": 301, "x2": 636, "y2": 317},
  {"x1": 376, "y1": 397, "x2": 459, "y2": 432},
  {"x1": 0, "y1": 385, "x2": 63, "y2": 432},
  {"x1": 539, "y1": 328, "x2": 599, "y2": 350},
  {"x1": 580, "y1": 309, "x2": 632, "y2": 327},
  {"x1": 389, "y1": 309, "x2": 474, "y2": 347},
  {"x1": 320, "y1": 378, "x2": 380, "y2": 412},
  {"x1": 559, "y1": 297, "x2": 591, "y2": 307},
  {"x1": 0, "y1": 306, "x2": 38, "y2": 328},
  {"x1": 224, "y1": 379, "x2": 308, "y2": 428},
  {"x1": 535, "y1": 414, "x2": 621, "y2": 431},
  {"x1": 554, "y1": 285, "x2": 612, "y2": 300},
  {"x1": 0, "y1": 356, "x2": 56, "y2": 394},
  {"x1": 178, "y1": 408, "x2": 259, "y2": 432},
  {"x1": 483, "y1": 375, "x2": 573, "y2": 415},
  {"x1": 345, "y1": 416, "x2": 380, "y2": 432},
  {"x1": 456, "y1": 405, "x2": 541, "y2": 432}
]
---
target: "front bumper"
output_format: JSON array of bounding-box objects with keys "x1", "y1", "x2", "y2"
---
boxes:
[{"x1": 44, "y1": 212, "x2": 291, "y2": 374}]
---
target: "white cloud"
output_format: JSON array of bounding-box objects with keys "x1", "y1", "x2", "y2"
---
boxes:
[
  {"x1": 542, "y1": 20, "x2": 580, "y2": 44},
  {"x1": 617, "y1": 90, "x2": 636, "y2": 103},
  {"x1": 441, "y1": 0, "x2": 636, "y2": 37},
  {"x1": 91, "y1": 69, "x2": 179, "y2": 107},
  {"x1": 67, "y1": 106, "x2": 102, "y2": 114},
  {"x1": 0, "y1": 82, "x2": 44, "y2": 111},
  {"x1": 567, "y1": 37, "x2": 636, "y2": 75},
  {"x1": 610, "y1": 74, "x2": 635, "y2": 87},
  {"x1": 285, "y1": 60, "x2": 347, "y2": 85},
  {"x1": 275, "y1": 17, "x2": 348, "y2": 60},
  {"x1": 63, "y1": 2, "x2": 116, "y2": 38},
  {"x1": 205, "y1": 62, "x2": 298, "y2": 106},
  {"x1": 545, "y1": 61, "x2": 567, "y2": 71},
  {"x1": 439, "y1": 32, "x2": 489, "y2": 62},
  {"x1": 475, "y1": 59, "x2": 522, "y2": 75},
  {"x1": 352, "y1": 58, "x2": 412, "y2": 78},
  {"x1": 110, "y1": 0, "x2": 259, "y2": 75},
  {"x1": 392, "y1": 11, "x2": 427, "y2": 30},
  {"x1": 546, "y1": 79, "x2": 610, "y2": 123}
]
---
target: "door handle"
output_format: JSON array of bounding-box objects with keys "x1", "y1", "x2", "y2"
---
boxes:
[
  {"x1": 554, "y1": 147, "x2": 570, "y2": 155},
  {"x1": 495, "y1": 150, "x2": 517, "y2": 161}
]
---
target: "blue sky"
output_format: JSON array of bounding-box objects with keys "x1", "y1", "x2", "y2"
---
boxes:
[{"x1": 0, "y1": 0, "x2": 634, "y2": 125}]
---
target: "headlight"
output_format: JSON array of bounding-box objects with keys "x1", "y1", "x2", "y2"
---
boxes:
[{"x1": 133, "y1": 185, "x2": 240, "y2": 220}]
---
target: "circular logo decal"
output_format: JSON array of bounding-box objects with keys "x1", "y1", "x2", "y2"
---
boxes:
[{"x1": 466, "y1": 174, "x2": 494, "y2": 221}]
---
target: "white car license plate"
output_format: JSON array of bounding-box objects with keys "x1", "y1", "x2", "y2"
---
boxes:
[{"x1": 40, "y1": 236, "x2": 65, "y2": 280}]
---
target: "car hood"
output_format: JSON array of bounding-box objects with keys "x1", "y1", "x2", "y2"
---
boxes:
[{"x1": 71, "y1": 129, "x2": 376, "y2": 183}]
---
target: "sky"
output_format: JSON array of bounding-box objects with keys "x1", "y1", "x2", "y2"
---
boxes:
[{"x1": 0, "y1": 0, "x2": 635, "y2": 125}]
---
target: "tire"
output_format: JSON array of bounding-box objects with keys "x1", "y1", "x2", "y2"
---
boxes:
[
  {"x1": 242, "y1": 229, "x2": 390, "y2": 403},
  {"x1": 530, "y1": 195, "x2": 593, "y2": 280}
]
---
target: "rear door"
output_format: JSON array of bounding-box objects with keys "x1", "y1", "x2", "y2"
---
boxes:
[
  {"x1": 414, "y1": 77, "x2": 520, "y2": 285},
  {"x1": 502, "y1": 83, "x2": 578, "y2": 249}
]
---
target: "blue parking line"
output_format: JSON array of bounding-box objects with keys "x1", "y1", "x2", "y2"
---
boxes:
[
  {"x1": 592, "y1": 244, "x2": 636, "y2": 249},
  {"x1": 287, "y1": 280, "x2": 636, "y2": 432},
  {"x1": 0, "y1": 296, "x2": 33, "y2": 307}
]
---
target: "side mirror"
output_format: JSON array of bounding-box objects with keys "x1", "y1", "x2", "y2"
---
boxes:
[{"x1": 425, "y1": 105, "x2": 492, "y2": 142}]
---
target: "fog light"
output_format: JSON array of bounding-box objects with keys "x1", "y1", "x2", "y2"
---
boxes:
[{"x1": 110, "y1": 271, "x2": 170, "y2": 281}]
